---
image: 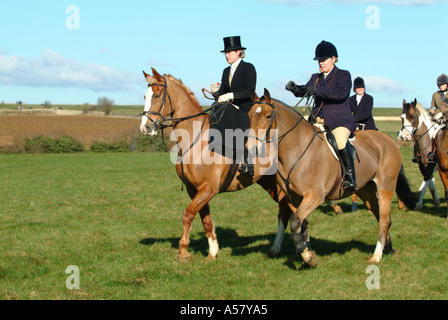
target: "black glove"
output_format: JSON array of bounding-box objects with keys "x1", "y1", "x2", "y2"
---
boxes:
[
  {"x1": 306, "y1": 86, "x2": 316, "y2": 96},
  {"x1": 285, "y1": 81, "x2": 298, "y2": 93}
]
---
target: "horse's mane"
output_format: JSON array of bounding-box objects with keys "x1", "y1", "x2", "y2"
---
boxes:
[
  {"x1": 270, "y1": 98, "x2": 302, "y2": 115},
  {"x1": 165, "y1": 74, "x2": 202, "y2": 108},
  {"x1": 415, "y1": 102, "x2": 431, "y2": 123}
]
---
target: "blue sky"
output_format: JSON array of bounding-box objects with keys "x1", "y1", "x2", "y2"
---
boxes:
[{"x1": 0, "y1": 0, "x2": 447, "y2": 108}]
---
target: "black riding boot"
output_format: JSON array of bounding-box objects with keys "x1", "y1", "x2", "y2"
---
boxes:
[
  {"x1": 339, "y1": 144, "x2": 357, "y2": 192},
  {"x1": 237, "y1": 147, "x2": 254, "y2": 176}
]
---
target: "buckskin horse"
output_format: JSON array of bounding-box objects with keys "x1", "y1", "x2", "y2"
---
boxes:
[
  {"x1": 399, "y1": 99, "x2": 441, "y2": 211},
  {"x1": 247, "y1": 89, "x2": 416, "y2": 267},
  {"x1": 140, "y1": 68, "x2": 295, "y2": 261}
]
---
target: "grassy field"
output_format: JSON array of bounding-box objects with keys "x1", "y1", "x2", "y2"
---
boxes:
[{"x1": 1, "y1": 118, "x2": 448, "y2": 300}]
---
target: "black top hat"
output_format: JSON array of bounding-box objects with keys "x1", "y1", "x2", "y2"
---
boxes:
[
  {"x1": 221, "y1": 36, "x2": 246, "y2": 52},
  {"x1": 313, "y1": 40, "x2": 338, "y2": 61}
]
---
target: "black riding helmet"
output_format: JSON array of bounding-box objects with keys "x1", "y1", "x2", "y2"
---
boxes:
[
  {"x1": 313, "y1": 41, "x2": 338, "y2": 61},
  {"x1": 437, "y1": 73, "x2": 448, "y2": 87}
]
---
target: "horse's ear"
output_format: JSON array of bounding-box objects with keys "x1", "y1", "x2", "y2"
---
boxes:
[
  {"x1": 263, "y1": 88, "x2": 271, "y2": 102},
  {"x1": 151, "y1": 67, "x2": 164, "y2": 82},
  {"x1": 250, "y1": 89, "x2": 259, "y2": 102},
  {"x1": 414, "y1": 98, "x2": 417, "y2": 106},
  {"x1": 143, "y1": 69, "x2": 157, "y2": 84}
]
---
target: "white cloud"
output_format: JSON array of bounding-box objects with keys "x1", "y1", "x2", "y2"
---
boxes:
[
  {"x1": 260, "y1": 0, "x2": 448, "y2": 5},
  {"x1": 0, "y1": 50, "x2": 140, "y2": 91},
  {"x1": 362, "y1": 76, "x2": 406, "y2": 93}
]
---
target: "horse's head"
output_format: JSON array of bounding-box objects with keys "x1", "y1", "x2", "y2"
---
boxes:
[
  {"x1": 247, "y1": 88, "x2": 277, "y2": 159},
  {"x1": 248, "y1": 88, "x2": 276, "y2": 135},
  {"x1": 140, "y1": 68, "x2": 173, "y2": 136},
  {"x1": 398, "y1": 98, "x2": 418, "y2": 141}
]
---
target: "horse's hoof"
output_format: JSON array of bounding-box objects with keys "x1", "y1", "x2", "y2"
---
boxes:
[
  {"x1": 301, "y1": 248, "x2": 318, "y2": 268},
  {"x1": 267, "y1": 248, "x2": 280, "y2": 258},
  {"x1": 205, "y1": 254, "x2": 216, "y2": 261},
  {"x1": 368, "y1": 255, "x2": 381, "y2": 264},
  {"x1": 178, "y1": 253, "x2": 191, "y2": 262}
]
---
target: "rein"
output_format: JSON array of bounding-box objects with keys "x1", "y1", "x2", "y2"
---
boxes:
[{"x1": 251, "y1": 98, "x2": 324, "y2": 207}]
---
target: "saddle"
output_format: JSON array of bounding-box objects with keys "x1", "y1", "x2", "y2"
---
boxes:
[{"x1": 313, "y1": 123, "x2": 357, "y2": 162}]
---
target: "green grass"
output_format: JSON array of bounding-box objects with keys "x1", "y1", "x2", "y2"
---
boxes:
[{"x1": 1, "y1": 136, "x2": 448, "y2": 300}]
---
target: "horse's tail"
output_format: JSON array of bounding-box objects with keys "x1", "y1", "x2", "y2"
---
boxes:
[{"x1": 396, "y1": 164, "x2": 417, "y2": 210}]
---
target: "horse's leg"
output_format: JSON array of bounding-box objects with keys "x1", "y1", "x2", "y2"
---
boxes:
[
  {"x1": 428, "y1": 178, "x2": 440, "y2": 208},
  {"x1": 268, "y1": 196, "x2": 292, "y2": 257},
  {"x1": 438, "y1": 169, "x2": 448, "y2": 218},
  {"x1": 290, "y1": 191, "x2": 321, "y2": 268},
  {"x1": 397, "y1": 197, "x2": 404, "y2": 210},
  {"x1": 256, "y1": 177, "x2": 293, "y2": 257},
  {"x1": 351, "y1": 194, "x2": 359, "y2": 213},
  {"x1": 357, "y1": 183, "x2": 394, "y2": 263},
  {"x1": 329, "y1": 201, "x2": 343, "y2": 215},
  {"x1": 370, "y1": 189, "x2": 393, "y2": 263},
  {"x1": 198, "y1": 204, "x2": 219, "y2": 260},
  {"x1": 179, "y1": 184, "x2": 216, "y2": 262},
  {"x1": 415, "y1": 180, "x2": 428, "y2": 211}
]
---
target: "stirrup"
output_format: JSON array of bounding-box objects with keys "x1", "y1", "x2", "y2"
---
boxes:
[{"x1": 342, "y1": 174, "x2": 357, "y2": 192}]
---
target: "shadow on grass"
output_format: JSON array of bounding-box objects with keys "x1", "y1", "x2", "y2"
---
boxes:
[
  {"x1": 417, "y1": 198, "x2": 447, "y2": 218},
  {"x1": 140, "y1": 226, "x2": 375, "y2": 270}
]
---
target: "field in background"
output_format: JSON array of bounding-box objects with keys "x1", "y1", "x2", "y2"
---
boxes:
[
  {"x1": 0, "y1": 104, "x2": 404, "y2": 153},
  {"x1": 3, "y1": 103, "x2": 447, "y2": 300},
  {"x1": 1, "y1": 145, "x2": 447, "y2": 300}
]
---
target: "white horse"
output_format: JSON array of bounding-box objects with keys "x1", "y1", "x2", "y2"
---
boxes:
[{"x1": 399, "y1": 99, "x2": 441, "y2": 210}]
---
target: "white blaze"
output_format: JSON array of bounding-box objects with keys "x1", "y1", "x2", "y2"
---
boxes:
[{"x1": 140, "y1": 86, "x2": 154, "y2": 133}]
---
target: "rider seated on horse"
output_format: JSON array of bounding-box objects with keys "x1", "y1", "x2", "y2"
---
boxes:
[
  {"x1": 285, "y1": 41, "x2": 357, "y2": 192},
  {"x1": 209, "y1": 36, "x2": 257, "y2": 176},
  {"x1": 427, "y1": 73, "x2": 448, "y2": 163}
]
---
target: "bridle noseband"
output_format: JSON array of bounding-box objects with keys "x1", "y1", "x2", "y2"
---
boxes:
[{"x1": 141, "y1": 76, "x2": 174, "y2": 130}]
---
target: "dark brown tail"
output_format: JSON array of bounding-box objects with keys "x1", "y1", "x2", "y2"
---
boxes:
[{"x1": 396, "y1": 164, "x2": 417, "y2": 210}]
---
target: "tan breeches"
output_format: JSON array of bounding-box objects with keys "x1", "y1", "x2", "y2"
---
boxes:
[{"x1": 331, "y1": 127, "x2": 351, "y2": 150}]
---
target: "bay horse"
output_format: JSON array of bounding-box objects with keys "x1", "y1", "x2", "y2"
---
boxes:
[
  {"x1": 400, "y1": 99, "x2": 440, "y2": 211},
  {"x1": 140, "y1": 68, "x2": 294, "y2": 261},
  {"x1": 247, "y1": 89, "x2": 416, "y2": 267}
]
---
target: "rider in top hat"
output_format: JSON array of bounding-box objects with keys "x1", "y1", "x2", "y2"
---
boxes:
[
  {"x1": 285, "y1": 40, "x2": 357, "y2": 192},
  {"x1": 350, "y1": 77, "x2": 377, "y2": 131},
  {"x1": 427, "y1": 73, "x2": 448, "y2": 163},
  {"x1": 210, "y1": 36, "x2": 257, "y2": 175}
]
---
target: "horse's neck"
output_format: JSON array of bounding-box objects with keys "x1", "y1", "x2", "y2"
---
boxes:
[
  {"x1": 416, "y1": 112, "x2": 436, "y2": 139},
  {"x1": 274, "y1": 102, "x2": 312, "y2": 149},
  {"x1": 169, "y1": 85, "x2": 203, "y2": 120},
  {"x1": 169, "y1": 84, "x2": 209, "y2": 144}
]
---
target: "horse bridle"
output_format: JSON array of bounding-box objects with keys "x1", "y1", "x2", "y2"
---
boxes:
[
  {"x1": 141, "y1": 76, "x2": 174, "y2": 130},
  {"x1": 403, "y1": 105, "x2": 437, "y2": 160}
]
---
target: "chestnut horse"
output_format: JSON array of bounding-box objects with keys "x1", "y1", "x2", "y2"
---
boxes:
[
  {"x1": 140, "y1": 68, "x2": 293, "y2": 261},
  {"x1": 400, "y1": 99, "x2": 440, "y2": 211},
  {"x1": 248, "y1": 89, "x2": 416, "y2": 267}
]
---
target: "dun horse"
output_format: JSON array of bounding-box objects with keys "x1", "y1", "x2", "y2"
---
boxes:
[
  {"x1": 399, "y1": 99, "x2": 440, "y2": 211},
  {"x1": 140, "y1": 68, "x2": 293, "y2": 261},
  {"x1": 248, "y1": 89, "x2": 416, "y2": 267}
]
